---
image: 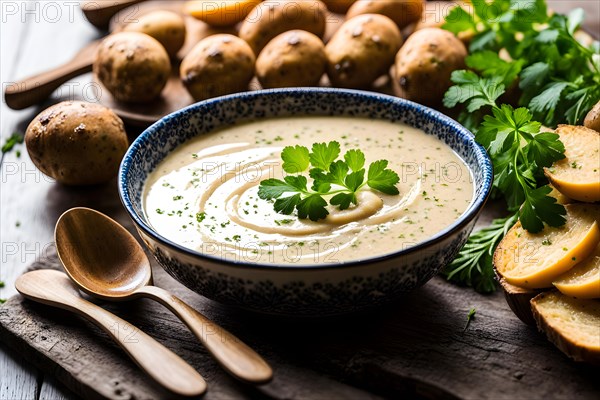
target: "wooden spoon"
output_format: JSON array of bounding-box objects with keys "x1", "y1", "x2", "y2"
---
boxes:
[
  {"x1": 55, "y1": 207, "x2": 273, "y2": 385},
  {"x1": 81, "y1": 0, "x2": 147, "y2": 29},
  {"x1": 15, "y1": 269, "x2": 207, "y2": 397}
]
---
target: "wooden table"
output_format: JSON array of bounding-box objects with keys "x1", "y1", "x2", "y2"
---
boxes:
[{"x1": 1, "y1": 2, "x2": 599, "y2": 399}]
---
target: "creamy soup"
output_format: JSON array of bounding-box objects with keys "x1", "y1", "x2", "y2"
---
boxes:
[{"x1": 144, "y1": 117, "x2": 474, "y2": 264}]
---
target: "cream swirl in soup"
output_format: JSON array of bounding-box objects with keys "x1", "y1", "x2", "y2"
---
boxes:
[{"x1": 144, "y1": 117, "x2": 474, "y2": 264}]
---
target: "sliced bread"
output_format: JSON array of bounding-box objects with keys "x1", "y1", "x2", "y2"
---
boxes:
[{"x1": 531, "y1": 291, "x2": 600, "y2": 365}]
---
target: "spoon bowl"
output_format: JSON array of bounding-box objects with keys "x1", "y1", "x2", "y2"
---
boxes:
[
  {"x1": 55, "y1": 207, "x2": 273, "y2": 384},
  {"x1": 56, "y1": 208, "x2": 152, "y2": 299}
]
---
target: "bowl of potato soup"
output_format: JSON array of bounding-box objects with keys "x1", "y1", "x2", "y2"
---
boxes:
[{"x1": 119, "y1": 88, "x2": 492, "y2": 315}]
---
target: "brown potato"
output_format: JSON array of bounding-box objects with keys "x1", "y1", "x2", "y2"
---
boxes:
[
  {"x1": 326, "y1": 14, "x2": 403, "y2": 88},
  {"x1": 322, "y1": 0, "x2": 356, "y2": 14},
  {"x1": 584, "y1": 100, "x2": 600, "y2": 133},
  {"x1": 25, "y1": 101, "x2": 128, "y2": 185},
  {"x1": 239, "y1": 0, "x2": 327, "y2": 55},
  {"x1": 257, "y1": 30, "x2": 326, "y2": 88},
  {"x1": 94, "y1": 32, "x2": 171, "y2": 103},
  {"x1": 180, "y1": 34, "x2": 255, "y2": 101},
  {"x1": 123, "y1": 10, "x2": 186, "y2": 58},
  {"x1": 347, "y1": 0, "x2": 424, "y2": 29},
  {"x1": 394, "y1": 28, "x2": 467, "y2": 106}
]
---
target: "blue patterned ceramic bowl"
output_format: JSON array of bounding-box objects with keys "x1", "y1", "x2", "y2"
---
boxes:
[{"x1": 119, "y1": 88, "x2": 492, "y2": 316}]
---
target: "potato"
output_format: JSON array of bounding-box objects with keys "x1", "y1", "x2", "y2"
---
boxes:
[
  {"x1": 239, "y1": 0, "x2": 327, "y2": 55},
  {"x1": 347, "y1": 0, "x2": 424, "y2": 29},
  {"x1": 180, "y1": 34, "x2": 255, "y2": 101},
  {"x1": 184, "y1": 0, "x2": 261, "y2": 27},
  {"x1": 25, "y1": 101, "x2": 128, "y2": 186},
  {"x1": 322, "y1": 0, "x2": 356, "y2": 14},
  {"x1": 325, "y1": 14, "x2": 402, "y2": 88},
  {"x1": 123, "y1": 10, "x2": 186, "y2": 58},
  {"x1": 584, "y1": 100, "x2": 600, "y2": 133},
  {"x1": 94, "y1": 32, "x2": 171, "y2": 103},
  {"x1": 256, "y1": 30, "x2": 326, "y2": 88},
  {"x1": 394, "y1": 28, "x2": 467, "y2": 106}
]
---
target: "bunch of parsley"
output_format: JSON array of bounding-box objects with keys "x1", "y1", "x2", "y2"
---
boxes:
[
  {"x1": 258, "y1": 141, "x2": 400, "y2": 221},
  {"x1": 440, "y1": 0, "x2": 600, "y2": 292},
  {"x1": 444, "y1": 1, "x2": 600, "y2": 130}
]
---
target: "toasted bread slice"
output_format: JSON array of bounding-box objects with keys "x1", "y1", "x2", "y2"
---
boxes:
[
  {"x1": 531, "y1": 291, "x2": 600, "y2": 364},
  {"x1": 494, "y1": 204, "x2": 600, "y2": 289},
  {"x1": 553, "y1": 243, "x2": 600, "y2": 299},
  {"x1": 544, "y1": 125, "x2": 600, "y2": 202}
]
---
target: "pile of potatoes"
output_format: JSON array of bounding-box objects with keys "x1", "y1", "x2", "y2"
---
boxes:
[
  {"x1": 92, "y1": 0, "x2": 469, "y2": 106},
  {"x1": 26, "y1": 1, "x2": 600, "y2": 188},
  {"x1": 24, "y1": 1, "x2": 473, "y2": 187}
]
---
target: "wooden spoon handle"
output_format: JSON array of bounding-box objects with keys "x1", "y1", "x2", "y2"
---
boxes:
[
  {"x1": 4, "y1": 41, "x2": 98, "y2": 110},
  {"x1": 139, "y1": 286, "x2": 273, "y2": 384},
  {"x1": 16, "y1": 272, "x2": 207, "y2": 397},
  {"x1": 75, "y1": 301, "x2": 207, "y2": 396}
]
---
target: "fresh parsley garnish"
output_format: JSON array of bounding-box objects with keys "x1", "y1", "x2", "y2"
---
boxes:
[
  {"x1": 464, "y1": 307, "x2": 477, "y2": 332},
  {"x1": 439, "y1": 1, "x2": 600, "y2": 292},
  {"x1": 445, "y1": 76, "x2": 567, "y2": 232},
  {"x1": 443, "y1": 3, "x2": 600, "y2": 128},
  {"x1": 258, "y1": 141, "x2": 400, "y2": 221},
  {"x1": 443, "y1": 71, "x2": 567, "y2": 290},
  {"x1": 2, "y1": 132, "x2": 24, "y2": 154}
]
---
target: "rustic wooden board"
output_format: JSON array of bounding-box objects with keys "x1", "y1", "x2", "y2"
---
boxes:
[{"x1": 1, "y1": 235, "x2": 599, "y2": 399}]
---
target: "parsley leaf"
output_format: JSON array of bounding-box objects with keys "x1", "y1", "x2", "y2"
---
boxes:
[
  {"x1": 274, "y1": 193, "x2": 301, "y2": 215},
  {"x1": 443, "y1": 71, "x2": 504, "y2": 121},
  {"x1": 281, "y1": 145, "x2": 310, "y2": 174},
  {"x1": 345, "y1": 170, "x2": 365, "y2": 192},
  {"x1": 519, "y1": 186, "x2": 567, "y2": 233},
  {"x1": 328, "y1": 161, "x2": 350, "y2": 185},
  {"x1": 344, "y1": 149, "x2": 365, "y2": 171},
  {"x1": 465, "y1": 51, "x2": 524, "y2": 86},
  {"x1": 524, "y1": 131, "x2": 565, "y2": 170},
  {"x1": 258, "y1": 141, "x2": 401, "y2": 221},
  {"x1": 258, "y1": 178, "x2": 304, "y2": 199},
  {"x1": 330, "y1": 192, "x2": 357, "y2": 210},
  {"x1": 309, "y1": 141, "x2": 340, "y2": 171},
  {"x1": 2, "y1": 132, "x2": 24, "y2": 154},
  {"x1": 442, "y1": 6, "x2": 476, "y2": 35},
  {"x1": 297, "y1": 195, "x2": 329, "y2": 221},
  {"x1": 367, "y1": 160, "x2": 400, "y2": 195},
  {"x1": 464, "y1": 307, "x2": 477, "y2": 332}
]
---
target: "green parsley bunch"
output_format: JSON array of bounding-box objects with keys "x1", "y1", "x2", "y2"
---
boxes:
[
  {"x1": 444, "y1": 2, "x2": 600, "y2": 130},
  {"x1": 440, "y1": 0, "x2": 600, "y2": 292}
]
